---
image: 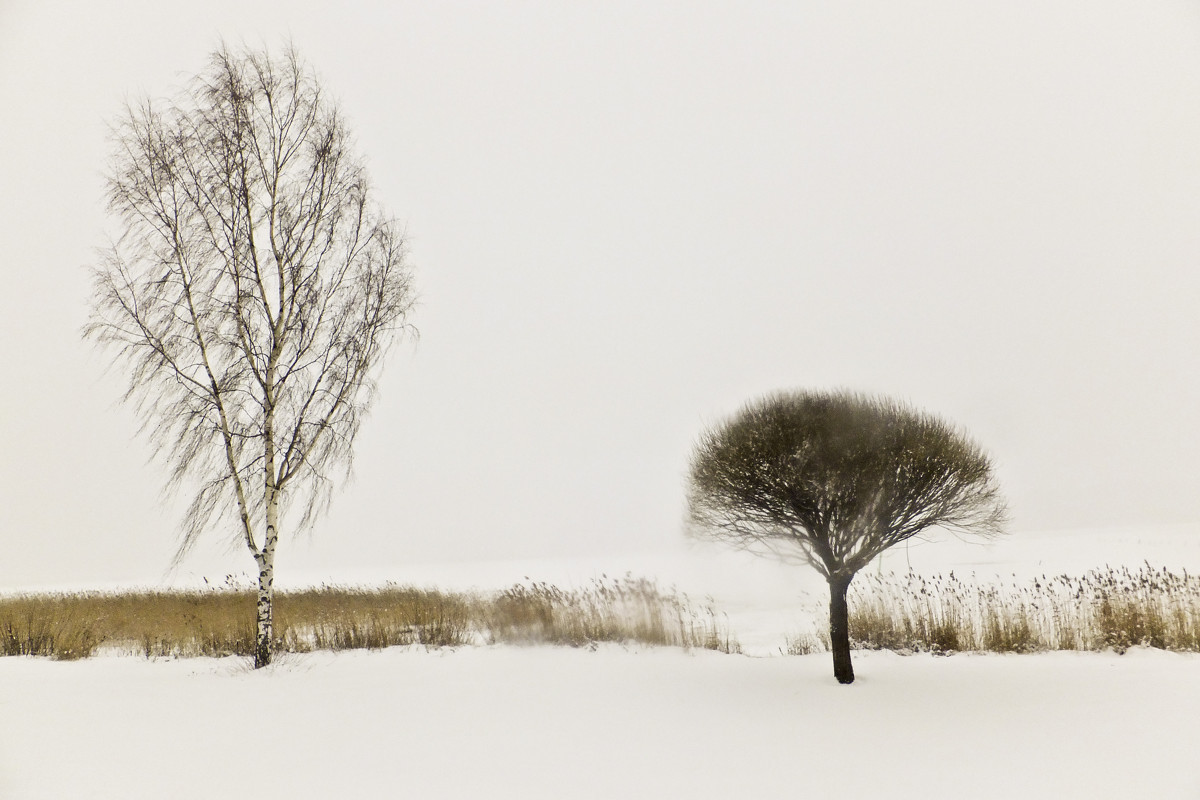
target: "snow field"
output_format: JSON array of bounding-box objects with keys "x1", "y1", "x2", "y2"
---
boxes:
[{"x1": 2, "y1": 645, "x2": 1199, "y2": 799}]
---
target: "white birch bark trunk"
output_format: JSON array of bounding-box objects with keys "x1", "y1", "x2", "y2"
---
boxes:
[
  {"x1": 254, "y1": 489, "x2": 281, "y2": 668},
  {"x1": 254, "y1": 553, "x2": 274, "y2": 668}
]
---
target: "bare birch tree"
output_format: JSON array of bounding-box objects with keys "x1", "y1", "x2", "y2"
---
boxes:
[
  {"x1": 85, "y1": 43, "x2": 416, "y2": 668},
  {"x1": 686, "y1": 390, "x2": 1006, "y2": 683}
]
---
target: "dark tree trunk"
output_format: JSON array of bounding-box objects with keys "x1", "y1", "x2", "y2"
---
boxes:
[{"x1": 828, "y1": 572, "x2": 855, "y2": 684}]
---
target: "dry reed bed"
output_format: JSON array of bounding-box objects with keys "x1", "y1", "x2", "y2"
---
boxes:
[
  {"x1": 0, "y1": 576, "x2": 737, "y2": 660},
  {"x1": 9, "y1": 565, "x2": 1197, "y2": 661},
  {"x1": 841, "y1": 563, "x2": 1200, "y2": 654}
]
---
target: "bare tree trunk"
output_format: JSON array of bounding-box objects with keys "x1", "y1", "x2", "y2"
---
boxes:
[
  {"x1": 254, "y1": 551, "x2": 274, "y2": 669},
  {"x1": 253, "y1": 491, "x2": 280, "y2": 669},
  {"x1": 828, "y1": 572, "x2": 855, "y2": 684}
]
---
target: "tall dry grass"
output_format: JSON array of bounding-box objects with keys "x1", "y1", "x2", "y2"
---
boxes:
[
  {"x1": 846, "y1": 564, "x2": 1200, "y2": 654},
  {"x1": 0, "y1": 575, "x2": 737, "y2": 660},
  {"x1": 486, "y1": 575, "x2": 738, "y2": 652},
  {"x1": 0, "y1": 594, "x2": 103, "y2": 660},
  {"x1": 12, "y1": 564, "x2": 1194, "y2": 661}
]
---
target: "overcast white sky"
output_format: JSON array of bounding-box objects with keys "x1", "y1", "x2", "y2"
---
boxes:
[{"x1": 2, "y1": 1, "x2": 1200, "y2": 590}]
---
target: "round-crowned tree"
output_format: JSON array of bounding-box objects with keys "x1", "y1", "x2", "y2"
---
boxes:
[{"x1": 686, "y1": 390, "x2": 1006, "y2": 683}]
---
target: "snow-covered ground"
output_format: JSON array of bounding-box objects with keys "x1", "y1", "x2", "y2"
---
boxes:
[
  {"x1": 2, "y1": 647, "x2": 1198, "y2": 798},
  {"x1": 3, "y1": 524, "x2": 1200, "y2": 799}
]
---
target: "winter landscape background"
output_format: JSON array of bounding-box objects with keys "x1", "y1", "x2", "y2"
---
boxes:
[{"x1": 4, "y1": 2, "x2": 1200, "y2": 797}]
